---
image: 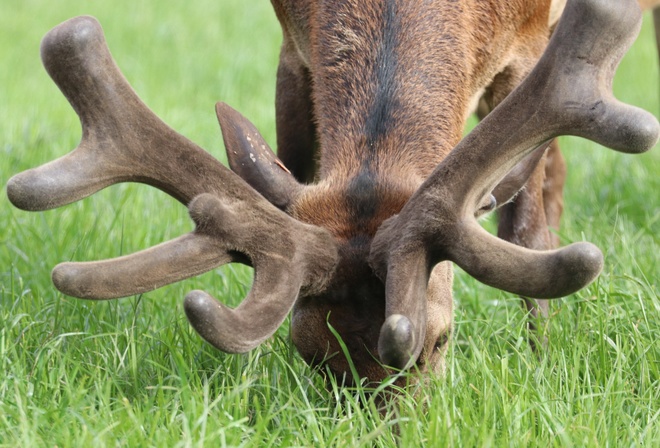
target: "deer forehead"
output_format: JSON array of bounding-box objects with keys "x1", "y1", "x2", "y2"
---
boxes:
[{"x1": 289, "y1": 174, "x2": 416, "y2": 241}]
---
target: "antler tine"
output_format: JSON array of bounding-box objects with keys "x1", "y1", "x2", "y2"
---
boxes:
[
  {"x1": 7, "y1": 15, "x2": 339, "y2": 353},
  {"x1": 51, "y1": 233, "x2": 237, "y2": 300},
  {"x1": 370, "y1": 0, "x2": 659, "y2": 369},
  {"x1": 6, "y1": 16, "x2": 251, "y2": 210}
]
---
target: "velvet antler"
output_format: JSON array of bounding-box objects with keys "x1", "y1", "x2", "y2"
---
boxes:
[
  {"x1": 6, "y1": 16, "x2": 338, "y2": 353},
  {"x1": 369, "y1": 0, "x2": 660, "y2": 369}
]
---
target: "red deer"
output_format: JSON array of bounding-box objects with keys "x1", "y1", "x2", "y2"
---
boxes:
[{"x1": 7, "y1": 0, "x2": 659, "y2": 386}]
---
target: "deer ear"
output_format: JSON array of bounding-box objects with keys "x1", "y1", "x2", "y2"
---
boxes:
[{"x1": 216, "y1": 102, "x2": 302, "y2": 210}]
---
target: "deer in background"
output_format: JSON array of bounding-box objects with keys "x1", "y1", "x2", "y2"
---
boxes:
[{"x1": 7, "y1": 0, "x2": 659, "y2": 386}]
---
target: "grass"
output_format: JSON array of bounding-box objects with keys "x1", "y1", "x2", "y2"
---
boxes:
[{"x1": 1, "y1": 1, "x2": 659, "y2": 446}]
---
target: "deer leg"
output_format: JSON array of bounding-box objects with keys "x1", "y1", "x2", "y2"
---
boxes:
[
  {"x1": 497, "y1": 158, "x2": 552, "y2": 322},
  {"x1": 499, "y1": 139, "x2": 566, "y2": 328},
  {"x1": 275, "y1": 38, "x2": 318, "y2": 183}
]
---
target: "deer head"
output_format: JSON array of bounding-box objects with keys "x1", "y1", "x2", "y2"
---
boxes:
[{"x1": 7, "y1": 0, "x2": 659, "y2": 386}]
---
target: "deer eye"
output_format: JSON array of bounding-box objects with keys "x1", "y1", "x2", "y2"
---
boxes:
[{"x1": 434, "y1": 330, "x2": 451, "y2": 350}]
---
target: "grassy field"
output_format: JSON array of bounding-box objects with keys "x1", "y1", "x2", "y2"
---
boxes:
[{"x1": 1, "y1": 1, "x2": 658, "y2": 446}]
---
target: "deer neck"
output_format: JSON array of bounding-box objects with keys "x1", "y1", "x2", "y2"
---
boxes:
[{"x1": 309, "y1": 0, "x2": 475, "y2": 184}]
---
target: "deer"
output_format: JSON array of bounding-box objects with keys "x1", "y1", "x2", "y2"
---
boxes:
[{"x1": 6, "y1": 0, "x2": 659, "y2": 387}]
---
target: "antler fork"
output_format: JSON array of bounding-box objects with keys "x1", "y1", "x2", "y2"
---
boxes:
[
  {"x1": 6, "y1": 16, "x2": 338, "y2": 353},
  {"x1": 370, "y1": 0, "x2": 660, "y2": 369}
]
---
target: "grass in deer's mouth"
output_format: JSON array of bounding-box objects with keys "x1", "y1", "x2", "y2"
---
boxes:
[{"x1": 0, "y1": 2, "x2": 658, "y2": 446}]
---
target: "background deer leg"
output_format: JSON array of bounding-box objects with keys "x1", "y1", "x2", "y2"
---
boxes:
[
  {"x1": 496, "y1": 139, "x2": 566, "y2": 329},
  {"x1": 275, "y1": 38, "x2": 318, "y2": 183},
  {"x1": 497, "y1": 157, "x2": 553, "y2": 320}
]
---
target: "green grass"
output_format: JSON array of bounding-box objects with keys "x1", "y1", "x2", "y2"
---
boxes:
[{"x1": 1, "y1": 1, "x2": 659, "y2": 446}]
